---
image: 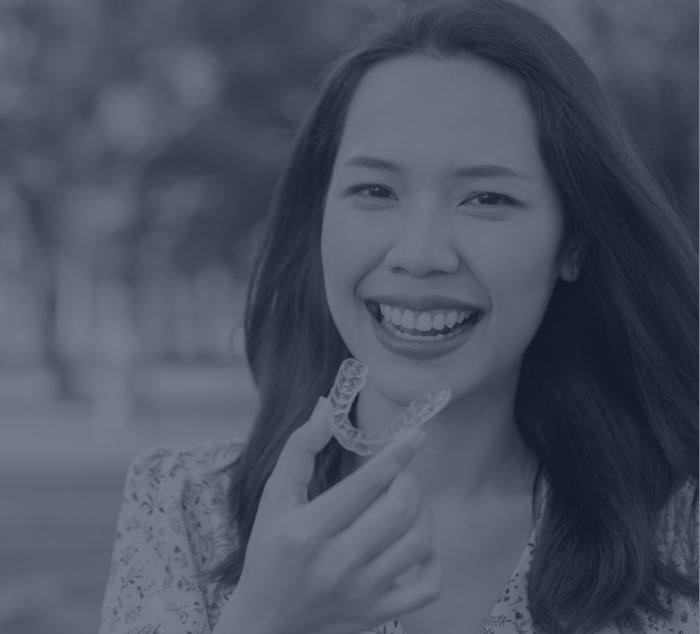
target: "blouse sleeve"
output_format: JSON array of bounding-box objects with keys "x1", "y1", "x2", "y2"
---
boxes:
[{"x1": 98, "y1": 446, "x2": 220, "y2": 634}]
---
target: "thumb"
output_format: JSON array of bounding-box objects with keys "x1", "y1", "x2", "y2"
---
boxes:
[{"x1": 270, "y1": 396, "x2": 334, "y2": 510}]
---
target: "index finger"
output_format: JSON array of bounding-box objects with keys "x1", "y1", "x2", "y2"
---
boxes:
[{"x1": 300, "y1": 427, "x2": 427, "y2": 538}]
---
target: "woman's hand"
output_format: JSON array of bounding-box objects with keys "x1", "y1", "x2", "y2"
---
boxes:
[{"x1": 215, "y1": 396, "x2": 441, "y2": 634}]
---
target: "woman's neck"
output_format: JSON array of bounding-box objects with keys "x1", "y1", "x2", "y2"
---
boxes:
[{"x1": 346, "y1": 381, "x2": 539, "y2": 508}]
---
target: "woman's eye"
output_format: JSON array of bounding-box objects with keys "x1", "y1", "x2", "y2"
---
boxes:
[
  {"x1": 350, "y1": 185, "x2": 396, "y2": 199},
  {"x1": 464, "y1": 192, "x2": 513, "y2": 206}
]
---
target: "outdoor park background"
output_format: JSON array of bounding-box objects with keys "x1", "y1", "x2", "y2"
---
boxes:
[{"x1": 0, "y1": 0, "x2": 696, "y2": 632}]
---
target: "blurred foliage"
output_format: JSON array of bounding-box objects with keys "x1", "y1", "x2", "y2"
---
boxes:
[
  {"x1": 580, "y1": 0, "x2": 699, "y2": 237},
  {"x1": 0, "y1": 0, "x2": 388, "y2": 281},
  {"x1": 0, "y1": 0, "x2": 695, "y2": 380},
  {"x1": 1, "y1": 0, "x2": 694, "y2": 277}
]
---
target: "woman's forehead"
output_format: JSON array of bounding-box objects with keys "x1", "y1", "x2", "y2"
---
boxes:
[{"x1": 335, "y1": 54, "x2": 543, "y2": 182}]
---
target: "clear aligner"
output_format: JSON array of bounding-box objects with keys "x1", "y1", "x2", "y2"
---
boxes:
[
  {"x1": 326, "y1": 358, "x2": 452, "y2": 456},
  {"x1": 327, "y1": 357, "x2": 367, "y2": 420},
  {"x1": 389, "y1": 387, "x2": 452, "y2": 434}
]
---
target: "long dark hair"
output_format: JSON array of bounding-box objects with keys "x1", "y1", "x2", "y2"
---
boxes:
[{"x1": 205, "y1": 2, "x2": 699, "y2": 632}]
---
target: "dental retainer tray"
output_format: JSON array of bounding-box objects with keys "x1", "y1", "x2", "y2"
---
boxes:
[{"x1": 326, "y1": 358, "x2": 451, "y2": 456}]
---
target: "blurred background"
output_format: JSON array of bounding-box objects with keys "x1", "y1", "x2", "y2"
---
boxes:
[{"x1": 0, "y1": 0, "x2": 696, "y2": 631}]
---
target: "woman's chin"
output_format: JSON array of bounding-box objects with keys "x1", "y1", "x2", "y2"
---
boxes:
[{"x1": 361, "y1": 364, "x2": 457, "y2": 409}]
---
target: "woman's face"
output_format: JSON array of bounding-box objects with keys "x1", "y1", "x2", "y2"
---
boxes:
[{"x1": 321, "y1": 54, "x2": 575, "y2": 408}]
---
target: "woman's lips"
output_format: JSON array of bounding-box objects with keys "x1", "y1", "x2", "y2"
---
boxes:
[{"x1": 366, "y1": 302, "x2": 482, "y2": 360}]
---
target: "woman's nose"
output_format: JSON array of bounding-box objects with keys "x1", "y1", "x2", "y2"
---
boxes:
[{"x1": 383, "y1": 211, "x2": 460, "y2": 277}]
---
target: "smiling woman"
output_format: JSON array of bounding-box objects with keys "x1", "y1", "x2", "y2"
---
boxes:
[
  {"x1": 99, "y1": 2, "x2": 698, "y2": 634},
  {"x1": 323, "y1": 53, "x2": 569, "y2": 411}
]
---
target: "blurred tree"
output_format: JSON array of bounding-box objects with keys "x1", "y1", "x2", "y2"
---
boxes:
[
  {"x1": 143, "y1": 0, "x2": 388, "y2": 275},
  {"x1": 580, "y1": 0, "x2": 699, "y2": 242}
]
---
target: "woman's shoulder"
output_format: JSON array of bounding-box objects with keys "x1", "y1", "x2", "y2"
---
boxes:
[
  {"x1": 122, "y1": 435, "x2": 249, "y2": 531},
  {"x1": 656, "y1": 477, "x2": 699, "y2": 576},
  {"x1": 100, "y1": 437, "x2": 248, "y2": 634},
  {"x1": 634, "y1": 478, "x2": 699, "y2": 633},
  {"x1": 126, "y1": 434, "x2": 248, "y2": 490}
]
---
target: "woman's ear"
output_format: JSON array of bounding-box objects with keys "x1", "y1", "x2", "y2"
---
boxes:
[{"x1": 559, "y1": 242, "x2": 583, "y2": 282}]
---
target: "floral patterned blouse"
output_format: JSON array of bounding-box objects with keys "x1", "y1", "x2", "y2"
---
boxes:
[{"x1": 99, "y1": 436, "x2": 698, "y2": 634}]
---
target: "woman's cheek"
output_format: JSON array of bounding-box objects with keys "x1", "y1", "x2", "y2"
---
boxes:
[
  {"x1": 496, "y1": 248, "x2": 560, "y2": 345},
  {"x1": 322, "y1": 209, "x2": 363, "y2": 312},
  {"x1": 332, "y1": 211, "x2": 389, "y2": 276},
  {"x1": 321, "y1": 218, "x2": 343, "y2": 307},
  {"x1": 474, "y1": 230, "x2": 556, "y2": 337}
]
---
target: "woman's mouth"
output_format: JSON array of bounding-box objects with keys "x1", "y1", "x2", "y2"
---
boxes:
[
  {"x1": 365, "y1": 300, "x2": 483, "y2": 359},
  {"x1": 367, "y1": 301, "x2": 480, "y2": 338}
]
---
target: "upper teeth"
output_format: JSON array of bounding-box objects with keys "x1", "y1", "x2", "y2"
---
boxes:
[{"x1": 379, "y1": 304, "x2": 474, "y2": 331}]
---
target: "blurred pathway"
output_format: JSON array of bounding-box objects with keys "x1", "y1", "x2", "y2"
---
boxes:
[{"x1": 0, "y1": 362, "x2": 257, "y2": 471}]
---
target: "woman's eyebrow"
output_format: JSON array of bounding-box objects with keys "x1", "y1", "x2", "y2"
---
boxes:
[{"x1": 341, "y1": 155, "x2": 532, "y2": 181}]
